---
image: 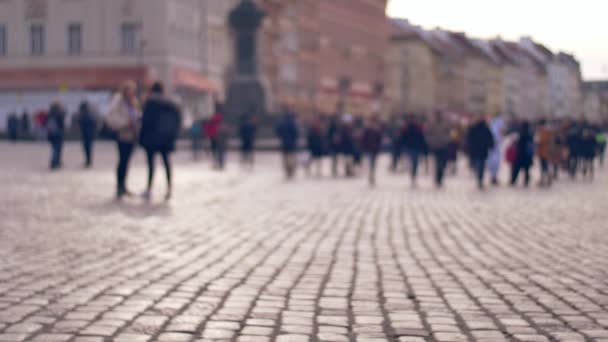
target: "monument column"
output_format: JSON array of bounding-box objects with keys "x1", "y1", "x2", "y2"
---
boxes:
[{"x1": 225, "y1": 0, "x2": 266, "y2": 119}]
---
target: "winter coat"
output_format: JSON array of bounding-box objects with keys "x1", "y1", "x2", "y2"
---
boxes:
[
  {"x1": 401, "y1": 122, "x2": 426, "y2": 152},
  {"x1": 46, "y1": 105, "x2": 66, "y2": 142},
  {"x1": 515, "y1": 128, "x2": 534, "y2": 167},
  {"x1": 105, "y1": 94, "x2": 140, "y2": 143},
  {"x1": 276, "y1": 115, "x2": 299, "y2": 153},
  {"x1": 139, "y1": 94, "x2": 182, "y2": 152},
  {"x1": 466, "y1": 121, "x2": 495, "y2": 160},
  {"x1": 362, "y1": 126, "x2": 383, "y2": 154},
  {"x1": 78, "y1": 107, "x2": 97, "y2": 141},
  {"x1": 239, "y1": 119, "x2": 257, "y2": 151}
]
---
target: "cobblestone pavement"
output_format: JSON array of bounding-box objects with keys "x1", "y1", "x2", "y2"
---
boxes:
[{"x1": 1, "y1": 142, "x2": 608, "y2": 342}]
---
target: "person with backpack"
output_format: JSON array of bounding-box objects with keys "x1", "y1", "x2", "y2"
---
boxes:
[
  {"x1": 46, "y1": 102, "x2": 66, "y2": 170},
  {"x1": 78, "y1": 101, "x2": 98, "y2": 168},
  {"x1": 466, "y1": 114, "x2": 495, "y2": 189},
  {"x1": 510, "y1": 120, "x2": 534, "y2": 187},
  {"x1": 139, "y1": 82, "x2": 182, "y2": 201}
]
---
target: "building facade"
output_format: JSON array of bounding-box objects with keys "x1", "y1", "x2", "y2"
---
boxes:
[{"x1": 0, "y1": 0, "x2": 228, "y2": 118}]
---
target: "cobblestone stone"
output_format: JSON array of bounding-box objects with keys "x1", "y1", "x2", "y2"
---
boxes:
[{"x1": 1, "y1": 143, "x2": 608, "y2": 341}]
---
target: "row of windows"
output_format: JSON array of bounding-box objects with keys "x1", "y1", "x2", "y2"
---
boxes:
[{"x1": 0, "y1": 23, "x2": 139, "y2": 57}]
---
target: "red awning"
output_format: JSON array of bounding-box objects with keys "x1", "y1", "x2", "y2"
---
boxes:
[{"x1": 173, "y1": 67, "x2": 216, "y2": 93}]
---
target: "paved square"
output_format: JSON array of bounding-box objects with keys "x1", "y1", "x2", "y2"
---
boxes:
[{"x1": 1, "y1": 142, "x2": 607, "y2": 342}]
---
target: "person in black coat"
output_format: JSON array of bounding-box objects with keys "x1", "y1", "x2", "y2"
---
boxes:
[
  {"x1": 466, "y1": 114, "x2": 495, "y2": 189},
  {"x1": 239, "y1": 111, "x2": 257, "y2": 170},
  {"x1": 510, "y1": 120, "x2": 534, "y2": 187},
  {"x1": 306, "y1": 114, "x2": 325, "y2": 177},
  {"x1": 327, "y1": 115, "x2": 341, "y2": 177},
  {"x1": 579, "y1": 127, "x2": 597, "y2": 180},
  {"x1": 275, "y1": 108, "x2": 299, "y2": 179},
  {"x1": 78, "y1": 101, "x2": 98, "y2": 168},
  {"x1": 7, "y1": 113, "x2": 19, "y2": 142},
  {"x1": 46, "y1": 102, "x2": 66, "y2": 170},
  {"x1": 401, "y1": 115, "x2": 426, "y2": 186},
  {"x1": 139, "y1": 82, "x2": 182, "y2": 200},
  {"x1": 362, "y1": 115, "x2": 383, "y2": 186}
]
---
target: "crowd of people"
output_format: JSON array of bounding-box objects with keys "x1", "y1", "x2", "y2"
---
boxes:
[
  {"x1": 274, "y1": 110, "x2": 606, "y2": 189},
  {"x1": 5, "y1": 80, "x2": 607, "y2": 198}
]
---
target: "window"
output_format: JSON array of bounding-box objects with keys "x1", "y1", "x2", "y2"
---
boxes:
[
  {"x1": 121, "y1": 22, "x2": 137, "y2": 54},
  {"x1": 30, "y1": 24, "x2": 44, "y2": 56},
  {"x1": 67, "y1": 23, "x2": 82, "y2": 55},
  {"x1": 0, "y1": 25, "x2": 6, "y2": 57}
]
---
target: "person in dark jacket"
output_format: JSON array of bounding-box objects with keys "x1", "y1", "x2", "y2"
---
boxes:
[
  {"x1": 339, "y1": 115, "x2": 357, "y2": 177},
  {"x1": 306, "y1": 114, "x2": 325, "y2": 177},
  {"x1": 362, "y1": 115, "x2": 383, "y2": 186},
  {"x1": 388, "y1": 114, "x2": 403, "y2": 172},
  {"x1": 565, "y1": 121, "x2": 581, "y2": 178},
  {"x1": 580, "y1": 127, "x2": 597, "y2": 180},
  {"x1": 510, "y1": 120, "x2": 534, "y2": 187},
  {"x1": 7, "y1": 112, "x2": 19, "y2": 142},
  {"x1": 402, "y1": 115, "x2": 426, "y2": 186},
  {"x1": 78, "y1": 101, "x2": 98, "y2": 168},
  {"x1": 466, "y1": 114, "x2": 495, "y2": 189},
  {"x1": 239, "y1": 110, "x2": 257, "y2": 170},
  {"x1": 46, "y1": 102, "x2": 66, "y2": 170},
  {"x1": 327, "y1": 115, "x2": 342, "y2": 177},
  {"x1": 276, "y1": 108, "x2": 299, "y2": 179},
  {"x1": 20, "y1": 111, "x2": 31, "y2": 139},
  {"x1": 139, "y1": 82, "x2": 182, "y2": 201}
]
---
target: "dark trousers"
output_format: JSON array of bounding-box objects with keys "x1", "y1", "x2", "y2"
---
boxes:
[
  {"x1": 511, "y1": 160, "x2": 531, "y2": 186},
  {"x1": 433, "y1": 148, "x2": 449, "y2": 186},
  {"x1": 82, "y1": 138, "x2": 94, "y2": 166},
  {"x1": 368, "y1": 152, "x2": 378, "y2": 185},
  {"x1": 282, "y1": 152, "x2": 297, "y2": 179},
  {"x1": 391, "y1": 146, "x2": 401, "y2": 171},
  {"x1": 9, "y1": 129, "x2": 18, "y2": 142},
  {"x1": 116, "y1": 141, "x2": 135, "y2": 195},
  {"x1": 472, "y1": 158, "x2": 487, "y2": 188},
  {"x1": 408, "y1": 149, "x2": 420, "y2": 181},
  {"x1": 50, "y1": 138, "x2": 64, "y2": 169},
  {"x1": 146, "y1": 149, "x2": 172, "y2": 191},
  {"x1": 211, "y1": 138, "x2": 225, "y2": 169},
  {"x1": 568, "y1": 153, "x2": 578, "y2": 178}
]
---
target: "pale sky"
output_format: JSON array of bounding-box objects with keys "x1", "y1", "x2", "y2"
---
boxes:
[{"x1": 387, "y1": 0, "x2": 608, "y2": 80}]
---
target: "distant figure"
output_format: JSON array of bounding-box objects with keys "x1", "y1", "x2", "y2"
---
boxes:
[
  {"x1": 327, "y1": 115, "x2": 342, "y2": 177},
  {"x1": 487, "y1": 114, "x2": 504, "y2": 185},
  {"x1": 565, "y1": 122, "x2": 581, "y2": 178},
  {"x1": 204, "y1": 104, "x2": 225, "y2": 170},
  {"x1": 388, "y1": 115, "x2": 403, "y2": 172},
  {"x1": 596, "y1": 131, "x2": 606, "y2": 167},
  {"x1": 45, "y1": 103, "x2": 66, "y2": 170},
  {"x1": 7, "y1": 113, "x2": 19, "y2": 142},
  {"x1": 362, "y1": 115, "x2": 383, "y2": 186},
  {"x1": 401, "y1": 115, "x2": 426, "y2": 186},
  {"x1": 352, "y1": 116, "x2": 365, "y2": 169},
  {"x1": 20, "y1": 111, "x2": 31, "y2": 139},
  {"x1": 275, "y1": 108, "x2": 299, "y2": 179},
  {"x1": 466, "y1": 114, "x2": 495, "y2": 189},
  {"x1": 139, "y1": 82, "x2": 182, "y2": 201},
  {"x1": 426, "y1": 111, "x2": 452, "y2": 188},
  {"x1": 580, "y1": 127, "x2": 597, "y2": 180},
  {"x1": 78, "y1": 101, "x2": 98, "y2": 168},
  {"x1": 306, "y1": 115, "x2": 325, "y2": 177},
  {"x1": 510, "y1": 121, "x2": 534, "y2": 187},
  {"x1": 239, "y1": 111, "x2": 257, "y2": 170},
  {"x1": 106, "y1": 80, "x2": 140, "y2": 199},
  {"x1": 339, "y1": 115, "x2": 357, "y2": 177},
  {"x1": 190, "y1": 119, "x2": 203, "y2": 160},
  {"x1": 535, "y1": 119, "x2": 555, "y2": 187}
]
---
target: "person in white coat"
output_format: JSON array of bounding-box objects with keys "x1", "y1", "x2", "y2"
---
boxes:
[
  {"x1": 487, "y1": 113, "x2": 504, "y2": 185},
  {"x1": 105, "y1": 80, "x2": 141, "y2": 199}
]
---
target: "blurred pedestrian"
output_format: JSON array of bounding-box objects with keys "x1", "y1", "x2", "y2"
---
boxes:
[
  {"x1": 275, "y1": 107, "x2": 299, "y2": 179},
  {"x1": 362, "y1": 115, "x2": 383, "y2": 186},
  {"x1": 139, "y1": 82, "x2": 182, "y2": 201},
  {"x1": 466, "y1": 114, "x2": 495, "y2": 189},
  {"x1": 535, "y1": 119, "x2": 555, "y2": 187},
  {"x1": 7, "y1": 112, "x2": 18, "y2": 142},
  {"x1": 510, "y1": 121, "x2": 534, "y2": 187},
  {"x1": 596, "y1": 131, "x2": 606, "y2": 167},
  {"x1": 566, "y1": 121, "x2": 581, "y2": 178},
  {"x1": 106, "y1": 80, "x2": 140, "y2": 199},
  {"x1": 306, "y1": 114, "x2": 325, "y2": 177},
  {"x1": 204, "y1": 104, "x2": 225, "y2": 170},
  {"x1": 339, "y1": 115, "x2": 357, "y2": 177},
  {"x1": 487, "y1": 114, "x2": 504, "y2": 185},
  {"x1": 45, "y1": 102, "x2": 66, "y2": 170},
  {"x1": 389, "y1": 115, "x2": 403, "y2": 172},
  {"x1": 426, "y1": 111, "x2": 452, "y2": 188},
  {"x1": 78, "y1": 101, "x2": 98, "y2": 168},
  {"x1": 327, "y1": 115, "x2": 342, "y2": 177},
  {"x1": 401, "y1": 115, "x2": 426, "y2": 186},
  {"x1": 580, "y1": 127, "x2": 597, "y2": 180},
  {"x1": 190, "y1": 119, "x2": 203, "y2": 160},
  {"x1": 20, "y1": 111, "x2": 31, "y2": 140},
  {"x1": 239, "y1": 110, "x2": 257, "y2": 170}
]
